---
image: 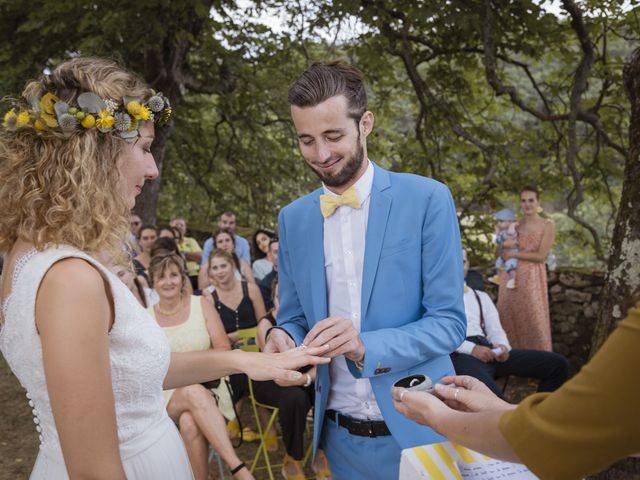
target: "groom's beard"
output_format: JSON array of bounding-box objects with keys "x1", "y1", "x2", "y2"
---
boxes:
[{"x1": 308, "y1": 133, "x2": 365, "y2": 188}]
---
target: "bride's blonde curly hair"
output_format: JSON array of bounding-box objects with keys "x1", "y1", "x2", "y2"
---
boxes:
[{"x1": 0, "y1": 57, "x2": 152, "y2": 257}]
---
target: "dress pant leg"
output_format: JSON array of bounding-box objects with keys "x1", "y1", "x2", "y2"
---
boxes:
[
  {"x1": 252, "y1": 380, "x2": 311, "y2": 460},
  {"x1": 493, "y1": 349, "x2": 569, "y2": 392},
  {"x1": 322, "y1": 417, "x2": 402, "y2": 480},
  {"x1": 229, "y1": 373, "x2": 248, "y2": 404},
  {"x1": 450, "y1": 353, "x2": 502, "y2": 397}
]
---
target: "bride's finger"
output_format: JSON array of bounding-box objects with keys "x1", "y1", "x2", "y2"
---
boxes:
[{"x1": 290, "y1": 344, "x2": 330, "y2": 357}]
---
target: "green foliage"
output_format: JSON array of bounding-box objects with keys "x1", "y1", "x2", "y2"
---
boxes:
[{"x1": 0, "y1": 0, "x2": 636, "y2": 266}]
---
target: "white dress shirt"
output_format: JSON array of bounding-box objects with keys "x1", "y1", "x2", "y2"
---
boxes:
[
  {"x1": 322, "y1": 161, "x2": 382, "y2": 420},
  {"x1": 458, "y1": 285, "x2": 512, "y2": 355}
]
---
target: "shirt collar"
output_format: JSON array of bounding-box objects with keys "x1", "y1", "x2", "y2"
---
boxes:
[{"x1": 322, "y1": 160, "x2": 374, "y2": 204}]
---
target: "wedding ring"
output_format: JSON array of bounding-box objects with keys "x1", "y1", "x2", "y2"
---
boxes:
[
  {"x1": 454, "y1": 388, "x2": 460, "y2": 401},
  {"x1": 399, "y1": 390, "x2": 407, "y2": 402}
]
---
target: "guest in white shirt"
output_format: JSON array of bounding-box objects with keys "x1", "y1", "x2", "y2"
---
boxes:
[{"x1": 452, "y1": 250, "x2": 569, "y2": 397}]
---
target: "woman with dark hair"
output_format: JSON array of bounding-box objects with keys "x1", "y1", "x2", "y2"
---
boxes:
[
  {"x1": 251, "y1": 228, "x2": 274, "y2": 281},
  {"x1": 497, "y1": 186, "x2": 556, "y2": 351},
  {"x1": 158, "y1": 224, "x2": 180, "y2": 241},
  {"x1": 133, "y1": 224, "x2": 158, "y2": 281},
  {"x1": 151, "y1": 236, "x2": 181, "y2": 257}
]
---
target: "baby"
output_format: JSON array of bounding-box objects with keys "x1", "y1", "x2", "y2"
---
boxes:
[{"x1": 490, "y1": 208, "x2": 518, "y2": 289}]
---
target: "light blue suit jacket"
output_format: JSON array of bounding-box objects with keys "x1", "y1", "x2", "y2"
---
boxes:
[{"x1": 277, "y1": 163, "x2": 466, "y2": 451}]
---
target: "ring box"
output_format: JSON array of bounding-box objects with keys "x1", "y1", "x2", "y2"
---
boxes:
[{"x1": 392, "y1": 374, "x2": 434, "y2": 395}]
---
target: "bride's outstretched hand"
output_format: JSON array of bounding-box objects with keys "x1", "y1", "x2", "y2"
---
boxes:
[
  {"x1": 436, "y1": 375, "x2": 513, "y2": 412},
  {"x1": 242, "y1": 345, "x2": 330, "y2": 382}
]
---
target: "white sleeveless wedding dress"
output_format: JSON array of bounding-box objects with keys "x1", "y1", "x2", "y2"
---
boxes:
[{"x1": 0, "y1": 245, "x2": 194, "y2": 479}]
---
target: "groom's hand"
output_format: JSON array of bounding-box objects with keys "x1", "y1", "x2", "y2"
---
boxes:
[
  {"x1": 303, "y1": 316, "x2": 365, "y2": 363},
  {"x1": 264, "y1": 328, "x2": 296, "y2": 353}
]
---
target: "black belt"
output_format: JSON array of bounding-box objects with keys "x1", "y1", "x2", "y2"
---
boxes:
[{"x1": 325, "y1": 409, "x2": 391, "y2": 437}]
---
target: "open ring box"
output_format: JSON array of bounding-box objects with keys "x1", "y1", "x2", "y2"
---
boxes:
[{"x1": 391, "y1": 374, "x2": 434, "y2": 400}]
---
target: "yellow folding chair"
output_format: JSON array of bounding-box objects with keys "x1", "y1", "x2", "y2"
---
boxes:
[{"x1": 236, "y1": 327, "x2": 282, "y2": 480}]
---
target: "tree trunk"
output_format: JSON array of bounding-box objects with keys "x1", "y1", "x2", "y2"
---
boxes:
[
  {"x1": 587, "y1": 47, "x2": 640, "y2": 480},
  {"x1": 591, "y1": 47, "x2": 640, "y2": 353}
]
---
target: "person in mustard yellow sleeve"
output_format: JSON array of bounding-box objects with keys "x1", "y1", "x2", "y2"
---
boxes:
[{"x1": 393, "y1": 295, "x2": 640, "y2": 480}]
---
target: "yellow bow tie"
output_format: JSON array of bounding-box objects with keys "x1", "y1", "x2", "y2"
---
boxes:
[{"x1": 319, "y1": 186, "x2": 361, "y2": 218}]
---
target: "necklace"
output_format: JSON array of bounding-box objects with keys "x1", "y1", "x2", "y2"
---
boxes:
[{"x1": 156, "y1": 295, "x2": 184, "y2": 316}]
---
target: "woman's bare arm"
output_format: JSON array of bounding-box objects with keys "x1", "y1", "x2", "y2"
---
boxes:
[
  {"x1": 257, "y1": 317, "x2": 271, "y2": 351},
  {"x1": 201, "y1": 296, "x2": 231, "y2": 351},
  {"x1": 37, "y1": 259, "x2": 126, "y2": 479},
  {"x1": 248, "y1": 282, "x2": 267, "y2": 324},
  {"x1": 241, "y1": 261, "x2": 256, "y2": 285},
  {"x1": 164, "y1": 346, "x2": 330, "y2": 390}
]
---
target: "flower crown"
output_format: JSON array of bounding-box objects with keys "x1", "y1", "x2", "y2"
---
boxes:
[{"x1": 2, "y1": 90, "x2": 171, "y2": 143}]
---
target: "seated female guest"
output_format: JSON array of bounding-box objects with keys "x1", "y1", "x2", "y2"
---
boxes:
[
  {"x1": 392, "y1": 295, "x2": 640, "y2": 480},
  {"x1": 148, "y1": 253, "x2": 252, "y2": 479},
  {"x1": 158, "y1": 224, "x2": 180, "y2": 241},
  {"x1": 251, "y1": 229, "x2": 274, "y2": 281},
  {"x1": 0, "y1": 56, "x2": 329, "y2": 479},
  {"x1": 133, "y1": 224, "x2": 157, "y2": 281},
  {"x1": 206, "y1": 249, "x2": 315, "y2": 479},
  {"x1": 111, "y1": 263, "x2": 149, "y2": 308},
  {"x1": 199, "y1": 229, "x2": 256, "y2": 290}
]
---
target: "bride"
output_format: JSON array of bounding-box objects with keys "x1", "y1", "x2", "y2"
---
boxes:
[{"x1": 0, "y1": 57, "x2": 328, "y2": 479}]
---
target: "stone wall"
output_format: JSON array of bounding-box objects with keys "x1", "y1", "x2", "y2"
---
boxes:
[{"x1": 481, "y1": 268, "x2": 605, "y2": 373}]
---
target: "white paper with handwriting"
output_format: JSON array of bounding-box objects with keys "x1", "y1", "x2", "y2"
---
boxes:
[{"x1": 400, "y1": 442, "x2": 538, "y2": 479}]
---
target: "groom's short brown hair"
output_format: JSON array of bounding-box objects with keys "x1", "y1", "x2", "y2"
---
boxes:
[{"x1": 288, "y1": 61, "x2": 367, "y2": 122}]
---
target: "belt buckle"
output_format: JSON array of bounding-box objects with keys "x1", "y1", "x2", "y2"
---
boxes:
[{"x1": 367, "y1": 424, "x2": 375, "y2": 437}]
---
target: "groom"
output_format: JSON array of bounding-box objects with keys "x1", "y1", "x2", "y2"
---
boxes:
[{"x1": 265, "y1": 61, "x2": 466, "y2": 479}]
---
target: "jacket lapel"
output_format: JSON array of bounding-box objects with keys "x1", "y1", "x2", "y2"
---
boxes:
[
  {"x1": 309, "y1": 194, "x2": 328, "y2": 322},
  {"x1": 361, "y1": 166, "x2": 392, "y2": 324}
]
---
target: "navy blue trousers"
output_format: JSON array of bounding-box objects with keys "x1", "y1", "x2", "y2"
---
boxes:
[{"x1": 451, "y1": 348, "x2": 569, "y2": 398}]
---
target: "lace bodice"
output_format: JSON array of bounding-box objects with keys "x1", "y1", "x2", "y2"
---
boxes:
[{"x1": 0, "y1": 245, "x2": 170, "y2": 456}]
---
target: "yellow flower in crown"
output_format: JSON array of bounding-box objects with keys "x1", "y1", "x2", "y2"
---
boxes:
[
  {"x1": 96, "y1": 109, "x2": 115, "y2": 130},
  {"x1": 40, "y1": 93, "x2": 58, "y2": 115},
  {"x1": 39, "y1": 92, "x2": 59, "y2": 128},
  {"x1": 126, "y1": 101, "x2": 151, "y2": 121},
  {"x1": 81, "y1": 114, "x2": 96, "y2": 129},
  {"x1": 3, "y1": 109, "x2": 16, "y2": 127},
  {"x1": 34, "y1": 118, "x2": 48, "y2": 131},
  {"x1": 16, "y1": 111, "x2": 30, "y2": 127}
]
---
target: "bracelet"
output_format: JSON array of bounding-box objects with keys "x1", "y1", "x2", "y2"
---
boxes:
[{"x1": 303, "y1": 373, "x2": 312, "y2": 387}]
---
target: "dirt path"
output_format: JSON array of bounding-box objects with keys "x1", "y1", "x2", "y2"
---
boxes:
[{"x1": 0, "y1": 356, "x2": 38, "y2": 479}]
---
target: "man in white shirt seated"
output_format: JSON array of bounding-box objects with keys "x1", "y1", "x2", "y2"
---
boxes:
[{"x1": 453, "y1": 249, "x2": 569, "y2": 397}]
